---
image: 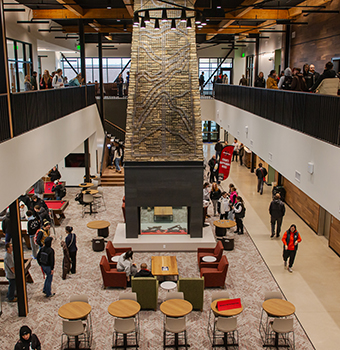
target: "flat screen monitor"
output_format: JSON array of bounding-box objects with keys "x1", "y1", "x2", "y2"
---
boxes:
[{"x1": 65, "y1": 153, "x2": 85, "y2": 167}]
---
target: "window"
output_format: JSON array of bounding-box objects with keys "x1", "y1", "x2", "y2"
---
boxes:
[
  {"x1": 198, "y1": 57, "x2": 233, "y2": 93},
  {"x1": 6, "y1": 38, "x2": 33, "y2": 92},
  {"x1": 61, "y1": 57, "x2": 131, "y2": 83}
]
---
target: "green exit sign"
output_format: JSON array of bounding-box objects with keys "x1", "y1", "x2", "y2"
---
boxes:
[
  {"x1": 77, "y1": 45, "x2": 81, "y2": 50},
  {"x1": 241, "y1": 53, "x2": 245, "y2": 58}
]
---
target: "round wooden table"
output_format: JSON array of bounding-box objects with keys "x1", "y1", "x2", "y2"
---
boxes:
[
  {"x1": 83, "y1": 175, "x2": 98, "y2": 180},
  {"x1": 160, "y1": 299, "x2": 193, "y2": 318},
  {"x1": 262, "y1": 299, "x2": 295, "y2": 349},
  {"x1": 82, "y1": 189, "x2": 99, "y2": 195},
  {"x1": 210, "y1": 298, "x2": 243, "y2": 317},
  {"x1": 108, "y1": 299, "x2": 141, "y2": 318},
  {"x1": 213, "y1": 220, "x2": 236, "y2": 237},
  {"x1": 79, "y1": 182, "x2": 94, "y2": 188},
  {"x1": 87, "y1": 220, "x2": 110, "y2": 238},
  {"x1": 262, "y1": 299, "x2": 295, "y2": 317},
  {"x1": 58, "y1": 301, "x2": 92, "y2": 320}
]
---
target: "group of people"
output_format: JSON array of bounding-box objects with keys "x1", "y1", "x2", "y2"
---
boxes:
[
  {"x1": 253, "y1": 61, "x2": 339, "y2": 95},
  {"x1": 199, "y1": 71, "x2": 229, "y2": 95},
  {"x1": 24, "y1": 68, "x2": 84, "y2": 91},
  {"x1": 108, "y1": 139, "x2": 125, "y2": 173}
]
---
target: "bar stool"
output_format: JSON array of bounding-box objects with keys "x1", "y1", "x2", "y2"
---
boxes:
[
  {"x1": 165, "y1": 292, "x2": 184, "y2": 301},
  {"x1": 270, "y1": 318, "x2": 295, "y2": 349},
  {"x1": 82, "y1": 193, "x2": 95, "y2": 217},
  {"x1": 61, "y1": 320, "x2": 89, "y2": 350},
  {"x1": 212, "y1": 317, "x2": 239, "y2": 349},
  {"x1": 208, "y1": 291, "x2": 230, "y2": 335},
  {"x1": 119, "y1": 292, "x2": 139, "y2": 336},
  {"x1": 93, "y1": 186, "x2": 106, "y2": 210},
  {"x1": 163, "y1": 316, "x2": 188, "y2": 349},
  {"x1": 69, "y1": 294, "x2": 92, "y2": 342},
  {"x1": 113, "y1": 318, "x2": 139, "y2": 349},
  {"x1": 259, "y1": 291, "x2": 282, "y2": 343}
]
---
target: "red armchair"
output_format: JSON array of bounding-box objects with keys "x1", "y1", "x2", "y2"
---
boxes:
[
  {"x1": 106, "y1": 241, "x2": 131, "y2": 267},
  {"x1": 100, "y1": 256, "x2": 127, "y2": 289},
  {"x1": 197, "y1": 241, "x2": 224, "y2": 268},
  {"x1": 200, "y1": 255, "x2": 229, "y2": 288}
]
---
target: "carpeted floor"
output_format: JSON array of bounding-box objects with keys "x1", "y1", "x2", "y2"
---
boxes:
[{"x1": 0, "y1": 187, "x2": 314, "y2": 349}]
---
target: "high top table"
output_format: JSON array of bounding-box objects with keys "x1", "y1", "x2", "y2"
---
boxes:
[
  {"x1": 213, "y1": 220, "x2": 236, "y2": 237},
  {"x1": 58, "y1": 301, "x2": 92, "y2": 350},
  {"x1": 160, "y1": 299, "x2": 193, "y2": 349},
  {"x1": 210, "y1": 298, "x2": 243, "y2": 317},
  {"x1": 262, "y1": 299, "x2": 296, "y2": 349}
]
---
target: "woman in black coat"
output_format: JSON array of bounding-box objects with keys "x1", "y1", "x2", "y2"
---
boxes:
[
  {"x1": 65, "y1": 226, "x2": 78, "y2": 274},
  {"x1": 15, "y1": 326, "x2": 41, "y2": 350}
]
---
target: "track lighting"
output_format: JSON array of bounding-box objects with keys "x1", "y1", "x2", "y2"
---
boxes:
[
  {"x1": 186, "y1": 18, "x2": 192, "y2": 29},
  {"x1": 195, "y1": 13, "x2": 201, "y2": 24},
  {"x1": 171, "y1": 19, "x2": 176, "y2": 30},
  {"x1": 180, "y1": 9, "x2": 186, "y2": 22},
  {"x1": 155, "y1": 18, "x2": 160, "y2": 30},
  {"x1": 162, "y1": 9, "x2": 168, "y2": 22},
  {"x1": 144, "y1": 10, "x2": 150, "y2": 23},
  {"x1": 133, "y1": 13, "x2": 139, "y2": 26},
  {"x1": 141, "y1": 17, "x2": 146, "y2": 28}
]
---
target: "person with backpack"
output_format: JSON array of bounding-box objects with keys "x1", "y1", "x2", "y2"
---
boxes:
[
  {"x1": 234, "y1": 196, "x2": 246, "y2": 235},
  {"x1": 52, "y1": 180, "x2": 66, "y2": 200},
  {"x1": 65, "y1": 226, "x2": 77, "y2": 274},
  {"x1": 52, "y1": 68, "x2": 64, "y2": 88},
  {"x1": 256, "y1": 163, "x2": 268, "y2": 195},
  {"x1": 37, "y1": 236, "x2": 55, "y2": 297},
  {"x1": 35, "y1": 221, "x2": 51, "y2": 248},
  {"x1": 27, "y1": 210, "x2": 40, "y2": 258},
  {"x1": 278, "y1": 67, "x2": 293, "y2": 90},
  {"x1": 282, "y1": 224, "x2": 302, "y2": 273}
]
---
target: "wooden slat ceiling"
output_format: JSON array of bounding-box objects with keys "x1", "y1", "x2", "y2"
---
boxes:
[{"x1": 12, "y1": 0, "x2": 331, "y2": 43}]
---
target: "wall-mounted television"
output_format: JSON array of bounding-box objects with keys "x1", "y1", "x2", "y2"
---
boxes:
[{"x1": 65, "y1": 153, "x2": 85, "y2": 167}]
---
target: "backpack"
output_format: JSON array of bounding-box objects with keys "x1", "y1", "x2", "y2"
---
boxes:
[
  {"x1": 239, "y1": 205, "x2": 246, "y2": 218},
  {"x1": 281, "y1": 76, "x2": 293, "y2": 90},
  {"x1": 60, "y1": 187, "x2": 66, "y2": 198},
  {"x1": 39, "y1": 251, "x2": 49, "y2": 265},
  {"x1": 34, "y1": 229, "x2": 41, "y2": 245}
]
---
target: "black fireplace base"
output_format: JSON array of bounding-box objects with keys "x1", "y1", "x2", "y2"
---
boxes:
[{"x1": 124, "y1": 161, "x2": 204, "y2": 239}]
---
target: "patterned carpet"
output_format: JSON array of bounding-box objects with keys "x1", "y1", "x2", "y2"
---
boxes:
[{"x1": 0, "y1": 187, "x2": 314, "y2": 349}]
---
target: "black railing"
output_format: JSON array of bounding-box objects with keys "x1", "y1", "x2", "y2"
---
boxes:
[
  {"x1": 215, "y1": 84, "x2": 340, "y2": 146},
  {"x1": 0, "y1": 85, "x2": 96, "y2": 143},
  {"x1": 0, "y1": 94, "x2": 11, "y2": 143}
]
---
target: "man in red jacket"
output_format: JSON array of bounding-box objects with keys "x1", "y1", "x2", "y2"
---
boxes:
[{"x1": 282, "y1": 224, "x2": 302, "y2": 273}]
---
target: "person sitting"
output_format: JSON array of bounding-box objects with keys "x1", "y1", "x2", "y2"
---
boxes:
[
  {"x1": 14, "y1": 325, "x2": 41, "y2": 350},
  {"x1": 134, "y1": 263, "x2": 154, "y2": 278},
  {"x1": 117, "y1": 250, "x2": 137, "y2": 287},
  {"x1": 49, "y1": 166, "x2": 61, "y2": 182},
  {"x1": 52, "y1": 180, "x2": 65, "y2": 200}
]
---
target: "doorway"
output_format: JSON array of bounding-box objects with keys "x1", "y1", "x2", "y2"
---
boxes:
[
  {"x1": 202, "y1": 121, "x2": 220, "y2": 142},
  {"x1": 220, "y1": 68, "x2": 233, "y2": 85},
  {"x1": 246, "y1": 55, "x2": 254, "y2": 86}
]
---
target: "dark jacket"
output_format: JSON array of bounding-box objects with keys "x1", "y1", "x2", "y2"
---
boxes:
[
  {"x1": 65, "y1": 233, "x2": 78, "y2": 253},
  {"x1": 36, "y1": 228, "x2": 50, "y2": 247},
  {"x1": 215, "y1": 142, "x2": 223, "y2": 153},
  {"x1": 15, "y1": 326, "x2": 41, "y2": 350},
  {"x1": 135, "y1": 269, "x2": 154, "y2": 278},
  {"x1": 256, "y1": 167, "x2": 267, "y2": 179},
  {"x1": 40, "y1": 77, "x2": 52, "y2": 89},
  {"x1": 30, "y1": 198, "x2": 48, "y2": 212},
  {"x1": 49, "y1": 169, "x2": 61, "y2": 182},
  {"x1": 210, "y1": 189, "x2": 222, "y2": 201},
  {"x1": 269, "y1": 199, "x2": 286, "y2": 219},
  {"x1": 52, "y1": 183, "x2": 63, "y2": 198},
  {"x1": 208, "y1": 157, "x2": 217, "y2": 171},
  {"x1": 37, "y1": 237, "x2": 55, "y2": 269},
  {"x1": 31, "y1": 76, "x2": 38, "y2": 91},
  {"x1": 27, "y1": 216, "x2": 40, "y2": 237},
  {"x1": 1, "y1": 212, "x2": 10, "y2": 234},
  {"x1": 254, "y1": 77, "x2": 265, "y2": 88},
  {"x1": 311, "y1": 69, "x2": 337, "y2": 92},
  {"x1": 303, "y1": 72, "x2": 313, "y2": 90},
  {"x1": 36, "y1": 207, "x2": 50, "y2": 226},
  {"x1": 61, "y1": 241, "x2": 71, "y2": 279},
  {"x1": 18, "y1": 194, "x2": 31, "y2": 208},
  {"x1": 291, "y1": 73, "x2": 307, "y2": 91},
  {"x1": 199, "y1": 74, "x2": 204, "y2": 86}
]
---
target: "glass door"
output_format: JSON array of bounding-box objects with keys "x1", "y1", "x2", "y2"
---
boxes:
[{"x1": 202, "y1": 121, "x2": 220, "y2": 142}]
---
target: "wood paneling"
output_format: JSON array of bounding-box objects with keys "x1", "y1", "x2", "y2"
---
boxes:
[
  {"x1": 283, "y1": 178, "x2": 320, "y2": 232},
  {"x1": 290, "y1": 0, "x2": 340, "y2": 73},
  {"x1": 329, "y1": 216, "x2": 340, "y2": 256}
]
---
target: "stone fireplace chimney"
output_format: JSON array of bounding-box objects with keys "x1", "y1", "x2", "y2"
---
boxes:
[{"x1": 124, "y1": 0, "x2": 204, "y2": 238}]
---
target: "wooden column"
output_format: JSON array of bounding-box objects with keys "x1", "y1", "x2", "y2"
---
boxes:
[
  {"x1": 251, "y1": 152, "x2": 256, "y2": 173},
  {"x1": 84, "y1": 138, "x2": 90, "y2": 182},
  {"x1": 254, "y1": 34, "x2": 260, "y2": 79},
  {"x1": 98, "y1": 32, "x2": 104, "y2": 124},
  {"x1": 1, "y1": 0, "x2": 28, "y2": 316}
]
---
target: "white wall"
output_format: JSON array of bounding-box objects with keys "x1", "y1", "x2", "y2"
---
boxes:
[
  {"x1": 200, "y1": 98, "x2": 340, "y2": 222},
  {"x1": 38, "y1": 51, "x2": 56, "y2": 74},
  {"x1": 0, "y1": 105, "x2": 104, "y2": 210}
]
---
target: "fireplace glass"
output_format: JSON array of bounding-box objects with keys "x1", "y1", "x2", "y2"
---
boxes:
[{"x1": 140, "y1": 206, "x2": 188, "y2": 235}]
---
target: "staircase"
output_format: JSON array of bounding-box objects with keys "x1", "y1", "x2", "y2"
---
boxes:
[{"x1": 101, "y1": 167, "x2": 125, "y2": 186}]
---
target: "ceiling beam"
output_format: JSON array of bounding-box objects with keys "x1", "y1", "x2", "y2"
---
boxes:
[
  {"x1": 288, "y1": 0, "x2": 330, "y2": 17},
  {"x1": 122, "y1": 0, "x2": 134, "y2": 17},
  {"x1": 56, "y1": 0, "x2": 83, "y2": 17},
  {"x1": 63, "y1": 25, "x2": 133, "y2": 33},
  {"x1": 32, "y1": 8, "x2": 131, "y2": 20}
]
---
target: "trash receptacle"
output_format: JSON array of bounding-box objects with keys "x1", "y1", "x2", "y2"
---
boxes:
[
  {"x1": 217, "y1": 236, "x2": 234, "y2": 251},
  {"x1": 92, "y1": 237, "x2": 105, "y2": 251}
]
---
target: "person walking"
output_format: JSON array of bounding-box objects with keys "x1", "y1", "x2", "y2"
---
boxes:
[
  {"x1": 234, "y1": 196, "x2": 246, "y2": 235},
  {"x1": 256, "y1": 163, "x2": 267, "y2": 195},
  {"x1": 210, "y1": 183, "x2": 222, "y2": 216},
  {"x1": 65, "y1": 226, "x2": 77, "y2": 274},
  {"x1": 282, "y1": 224, "x2": 301, "y2": 273},
  {"x1": 208, "y1": 155, "x2": 218, "y2": 183},
  {"x1": 232, "y1": 138, "x2": 239, "y2": 162},
  {"x1": 4, "y1": 243, "x2": 16, "y2": 302},
  {"x1": 27, "y1": 210, "x2": 40, "y2": 258},
  {"x1": 269, "y1": 193, "x2": 286, "y2": 238},
  {"x1": 14, "y1": 325, "x2": 41, "y2": 350},
  {"x1": 239, "y1": 143, "x2": 244, "y2": 166},
  {"x1": 37, "y1": 236, "x2": 55, "y2": 297},
  {"x1": 199, "y1": 71, "x2": 205, "y2": 95}
]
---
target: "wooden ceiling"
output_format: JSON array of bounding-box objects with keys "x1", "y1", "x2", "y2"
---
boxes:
[{"x1": 12, "y1": 0, "x2": 330, "y2": 43}]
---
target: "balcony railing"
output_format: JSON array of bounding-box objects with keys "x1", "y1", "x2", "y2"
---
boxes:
[
  {"x1": 0, "y1": 85, "x2": 96, "y2": 143},
  {"x1": 215, "y1": 84, "x2": 340, "y2": 146}
]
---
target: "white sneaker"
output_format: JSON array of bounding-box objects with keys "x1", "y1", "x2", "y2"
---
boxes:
[{"x1": 288, "y1": 267, "x2": 293, "y2": 273}]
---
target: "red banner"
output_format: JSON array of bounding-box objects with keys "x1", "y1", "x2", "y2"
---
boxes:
[{"x1": 218, "y1": 145, "x2": 234, "y2": 182}]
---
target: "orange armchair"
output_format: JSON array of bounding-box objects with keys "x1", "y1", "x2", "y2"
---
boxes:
[
  {"x1": 200, "y1": 255, "x2": 229, "y2": 288},
  {"x1": 105, "y1": 241, "x2": 131, "y2": 267},
  {"x1": 197, "y1": 241, "x2": 224, "y2": 268},
  {"x1": 100, "y1": 256, "x2": 127, "y2": 289}
]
